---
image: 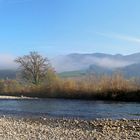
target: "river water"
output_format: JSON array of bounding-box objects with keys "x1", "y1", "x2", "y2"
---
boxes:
[{"x1": 0, "y1": 98, "x2": 139, "y2": 119}]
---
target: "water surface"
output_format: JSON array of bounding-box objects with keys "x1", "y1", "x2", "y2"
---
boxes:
[{"x1": 0, "y1": 98, "x2": 139, "y2": 119}]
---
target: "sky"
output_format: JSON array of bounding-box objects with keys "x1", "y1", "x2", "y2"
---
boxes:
[{"x1": 0, "y1": 0, "x2": 140, "y2": 63}]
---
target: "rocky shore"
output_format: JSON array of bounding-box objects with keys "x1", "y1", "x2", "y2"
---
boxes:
[{"x1": 0, "y1": 117, "x2": 139, "y2": 140}]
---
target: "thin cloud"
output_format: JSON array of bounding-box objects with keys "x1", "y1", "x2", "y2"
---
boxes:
[{"x1": 96, "y1": 32, "x2": 140, "y2": 44}]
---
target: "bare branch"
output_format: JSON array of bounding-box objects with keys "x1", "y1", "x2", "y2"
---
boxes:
[{"x1": 15, "y1": 52, "x2": 52, "y2": 85}]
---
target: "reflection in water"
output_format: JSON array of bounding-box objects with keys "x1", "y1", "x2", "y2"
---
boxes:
[{"x1": 0, "y1": 99, "x2": 139, "y2": 119}]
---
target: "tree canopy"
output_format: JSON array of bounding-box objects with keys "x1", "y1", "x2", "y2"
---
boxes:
[{"x1": 15, "y1": 52, "x2": 52, "y2": 85}]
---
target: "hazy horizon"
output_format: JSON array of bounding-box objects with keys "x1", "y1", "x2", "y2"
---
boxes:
[
  {"x1": 0, "y1": 51, "x2": 140, "y2": 72},
  {"x1": 0, "y1": 0, "x2": 140, "y2": 70}
]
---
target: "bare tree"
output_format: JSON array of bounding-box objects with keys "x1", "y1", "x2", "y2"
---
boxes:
[{"x1": 15, "y1": 52, "x2": 51, "y2": 85}]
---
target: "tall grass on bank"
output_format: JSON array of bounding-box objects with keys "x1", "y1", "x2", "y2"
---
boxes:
[{"x1": 0, "y1": 74, "x2": 140, "y2": 101}]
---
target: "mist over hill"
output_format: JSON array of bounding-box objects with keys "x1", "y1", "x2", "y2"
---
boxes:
[
  {"x1": 51, "y1": 53, "x2": 140, "y2": 71},
  {"x1": 1, "y1": 52, "x2": 140, "y2": 79},
  {"x1": 52, "y1": 52, "x2": 140, "y2": 77}
]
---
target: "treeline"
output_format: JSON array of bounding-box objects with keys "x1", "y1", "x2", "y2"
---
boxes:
[{"x1": 0, "y1": 73, "x2": 140, "y2": 102}]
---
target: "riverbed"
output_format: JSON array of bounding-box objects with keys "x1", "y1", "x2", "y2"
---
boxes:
[{"x1": 0, "y1": 117, "x2": 139, "y2": 140}]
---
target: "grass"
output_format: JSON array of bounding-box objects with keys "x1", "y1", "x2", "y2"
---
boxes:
[{"x1": 0, "y1": 73, "x2": 140, "y2": 102}]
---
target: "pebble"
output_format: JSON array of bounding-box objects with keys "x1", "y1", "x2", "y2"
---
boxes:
[{"x1": 0, "y1": 117, "x2": 139, "y2": 140}]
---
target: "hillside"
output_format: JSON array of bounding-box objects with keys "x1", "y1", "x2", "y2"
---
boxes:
[
  {"x1": 54, "y1": 52, "x2": 140, "y2": 77},
  {"x1": 51, "y1": 53, "x2": 135, "y2": 72},
  {"x1": 1, "y1": 53, "x2": 140, "y2": 79},
  {"x1": 0, "y1": 70, "x2": 17, "y2": 79}
]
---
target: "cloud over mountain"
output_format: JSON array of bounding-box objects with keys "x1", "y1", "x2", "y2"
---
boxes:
[{"x1": 51, "y1": 53, "x2": 135, "y2": 72}]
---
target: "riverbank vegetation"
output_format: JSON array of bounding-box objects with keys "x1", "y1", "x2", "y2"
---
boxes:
[
  {"x1": 0, "y1": 73, "x2": 139, "y2": 101},
  {"x1": 0, "y1": 52, "x2": 139, "y2": 101}
]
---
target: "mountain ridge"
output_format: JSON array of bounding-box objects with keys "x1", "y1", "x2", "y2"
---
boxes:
[
  {"x1": 51, "y1": 52, "x2": 139, "y2": 72},
  {"x1": 0, "y1": 52, "x2": 140, "y2": 79}
]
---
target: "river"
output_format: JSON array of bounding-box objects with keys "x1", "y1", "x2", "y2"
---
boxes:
[{"x1": 0, "y1": 98, "x2": 139, "y2": 119}]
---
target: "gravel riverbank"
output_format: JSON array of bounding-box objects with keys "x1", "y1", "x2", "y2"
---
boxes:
[{"x1": 0, "y1": 117, "x2": 139, "y2": 140}]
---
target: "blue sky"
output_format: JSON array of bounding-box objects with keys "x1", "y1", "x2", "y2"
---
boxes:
[{"x1": 0, "y1": 0, "x2": 140, "y2": 59}]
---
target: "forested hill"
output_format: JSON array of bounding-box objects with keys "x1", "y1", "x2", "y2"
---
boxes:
[{"x1": 0, "y1": 70, "x2": 17, "y2": 79}]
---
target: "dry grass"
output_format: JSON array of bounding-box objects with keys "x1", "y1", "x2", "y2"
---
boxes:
[{"x1": 0, "y1": 74, "x2": 140, "y2": 101}]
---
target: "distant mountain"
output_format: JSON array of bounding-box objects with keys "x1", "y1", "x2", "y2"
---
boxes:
[
  {"x1": 87, "y1": 64, "x2": 113, "y2": 75},
  {"x1": 52, "y1": 53, "x2": 137, "y2": 72},
  {"x1": 119, "y1": 63, "x2": 140, "y2": 77},
  {"x1": 1, "y1": 52, "x2": 140, "y2": 79},
  {"x1": 0, "y1": 70, "x2": 17, "y2": 79},
  {"x1": 52, "y1": 52, "x2": 140, "y2": 77}
]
